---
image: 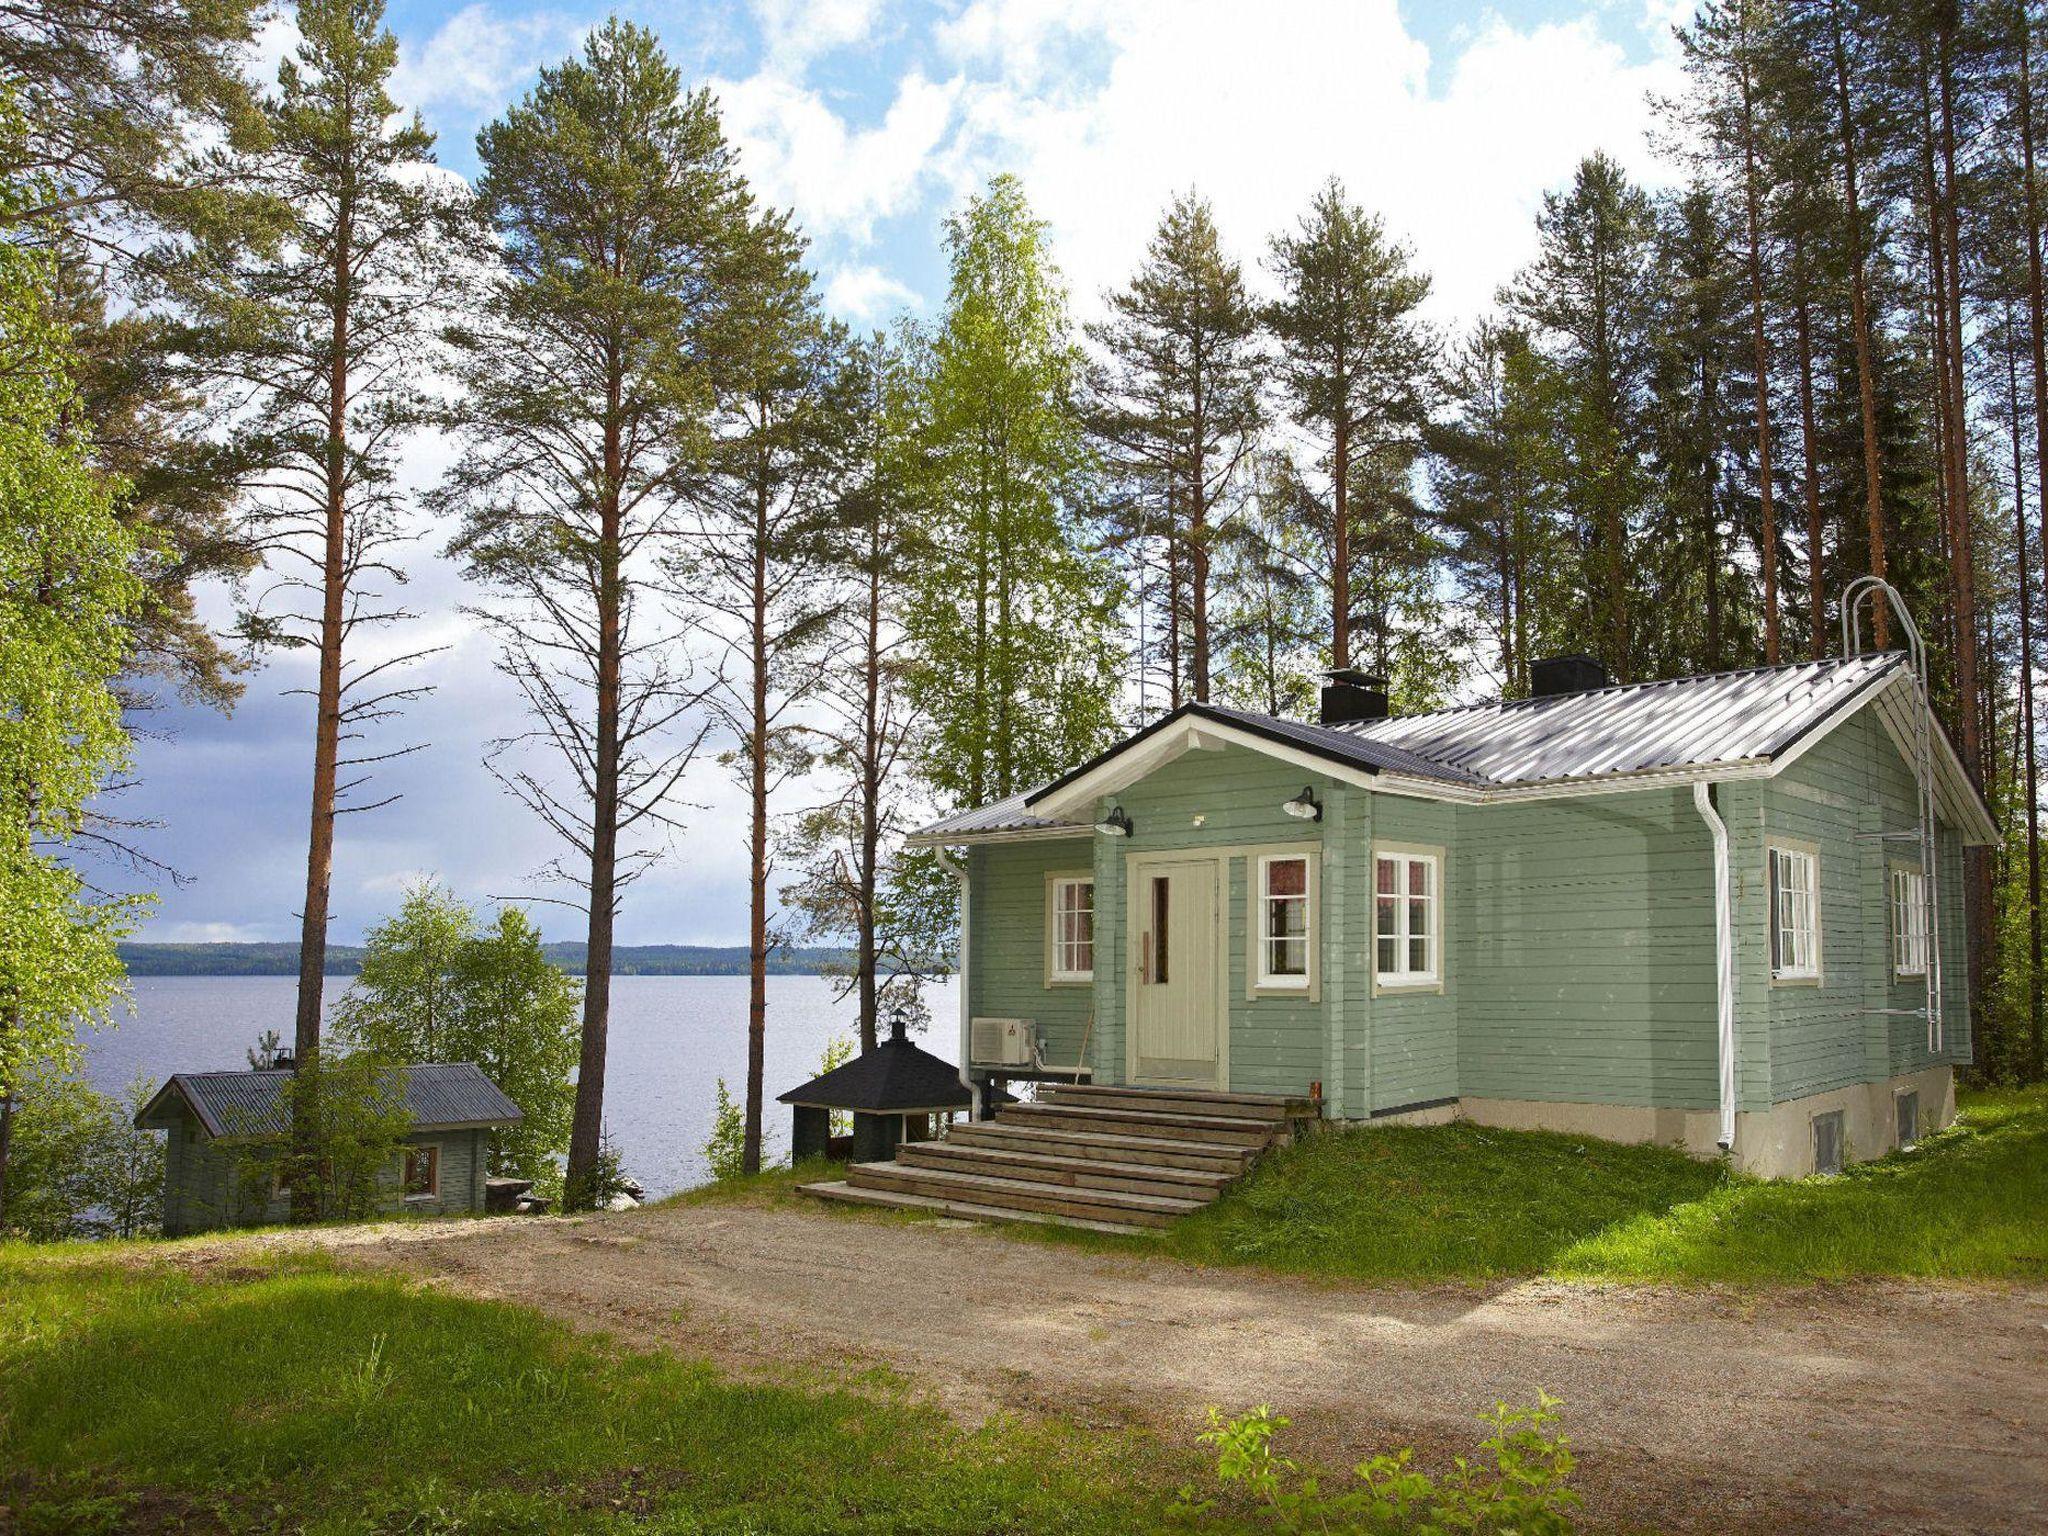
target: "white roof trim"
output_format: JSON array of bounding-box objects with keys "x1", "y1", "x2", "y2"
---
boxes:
[
  {"x1": 1026, "y1": 716, "x2": 1383, "y2": 822},
  {"x1": 903, "y1": 822, "x2": 1089, "y2": 849}
]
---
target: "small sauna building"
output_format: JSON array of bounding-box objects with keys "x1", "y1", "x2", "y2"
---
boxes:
[{"x1": 779, "y1": 1015, "x2": 988, "y2": 1163}]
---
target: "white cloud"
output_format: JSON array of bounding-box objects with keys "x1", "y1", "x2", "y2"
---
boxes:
[
  {"x1": 824, "y1": 263, "x2": 921, "y2": 320},
  {"x1": 718, "y1": 68, "x2": 958, "y2": 242},
  {"x1": 752, "y1": 0, "x2": 884, "y2": 71},
  {"x1": 392, "y1": 4, "x2": 579, "y2": 116},
  {"x1": 928, "y1": 0, "x2": 1680, "y2": 323}
]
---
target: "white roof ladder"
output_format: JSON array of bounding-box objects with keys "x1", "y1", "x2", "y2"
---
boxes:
[{"x1": 1842, "y1": 577, "x2": 1943, "y2": 1053}]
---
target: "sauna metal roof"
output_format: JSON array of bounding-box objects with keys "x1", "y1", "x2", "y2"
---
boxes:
[{"x1": 135, "y1": 1062, "x2": 522, "y2": 1140}]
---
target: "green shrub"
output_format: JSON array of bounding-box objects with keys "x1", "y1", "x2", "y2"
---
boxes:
[
  {"x1": 703, "y1": 1077, "x2": 748, "y2": 1181},
  {"x1": 1180, "y1": 1393, "x2": 1580, "y2": 1534}
]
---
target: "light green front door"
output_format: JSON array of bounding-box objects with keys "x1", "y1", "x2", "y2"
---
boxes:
[{"x1": 1128, "y1": 855, "x2": 1225, "y2": 1087}]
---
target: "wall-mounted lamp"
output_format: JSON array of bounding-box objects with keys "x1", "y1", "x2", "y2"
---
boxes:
[
  {"x1": 1093, "y1": 806, "x2": 1134, "y2": 838},
  {"x1": 1282, "y1": 786, "x2": 1323, "y2": 822}
]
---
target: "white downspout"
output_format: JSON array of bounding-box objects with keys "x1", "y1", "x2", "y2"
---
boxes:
[
  {"x1": 1693, "y1": 781, "x2": 1738, "y2": 1152},
  {"x1": 933, "y1": 846, "x2": 980, "y2": 1118}
]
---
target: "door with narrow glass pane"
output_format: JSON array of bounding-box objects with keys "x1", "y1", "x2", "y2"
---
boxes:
[{"x1": 1128, "y1": 857, "x2": 1224, "y2": 1086}]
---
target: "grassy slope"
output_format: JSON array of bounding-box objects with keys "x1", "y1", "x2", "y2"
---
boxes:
[
  {"x1": 1155, "y1": 1086, "x2": 2048, "y2": 1285},
  {"x1": 697, "y1": 1088, "x2": 2048, "y2": 1287},
  {"x1": 0, "y1": 1247, "x2": 1247, "y2": 1536}
]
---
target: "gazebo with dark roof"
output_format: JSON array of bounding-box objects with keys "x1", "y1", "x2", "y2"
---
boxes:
[{"x1": 778, "y1": 1013, "x2": 990, "y2": 1163}]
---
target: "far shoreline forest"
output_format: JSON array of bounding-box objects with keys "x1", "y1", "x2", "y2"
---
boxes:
[
  {"x1": 116, "y1": 942, "x2": 859, "y2": 979},
  {"x1": 8, "y1": 0, "x2": 2048, "y2": 1224}
]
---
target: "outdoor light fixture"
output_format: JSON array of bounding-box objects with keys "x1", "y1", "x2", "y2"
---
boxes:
[
  {"x1": 1282, "y1": 786, "x2": 1323, "y2": 822},
  {"x1": 1093, "y1": 806, "x2": 1134, "y2": 838}
]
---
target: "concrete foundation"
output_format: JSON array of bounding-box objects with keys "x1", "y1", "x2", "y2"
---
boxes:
[{"x1": 1380, "y1": 1064, "x2": 1957, "y2": 1179}]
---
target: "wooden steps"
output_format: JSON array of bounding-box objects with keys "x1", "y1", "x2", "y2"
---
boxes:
[
  {"x1": 799, "y1": 1083, "x2": 1313, "y2": 1234},
  {"x1": 803, "y1": 1181, "x2": 1159, "y2": 1235},
  {"x1": 943, "y1": 1121, "x2": 1256, "y2": 1174}
]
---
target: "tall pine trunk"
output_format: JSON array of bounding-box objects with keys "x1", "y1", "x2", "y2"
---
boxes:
[
  {"x1": 1738, "y1": 30, "x2": 1780, "y2": 663},
  {"x1": 744, "y1": 462, "x2": 770, "y2": 1175},
  {"x1": 566, "y1": 398, "x2": 624, "y2": 1204},
  {"x1": 290, "y1": 176, "x2": 354, "y2": 1221},
  {"x1": 1332, "y1": 415, "x2": 1351, "y2": 670},
  {"x1": 2021, "y1": 10, "x2": 2048, "y2": 1081},
  {"x1": 857, "y1": 515, "x2": 883, "y2": 1054},
  {"x1": 1189, "y1": 374, "x2": 1212, "y2": 702},
  {"x1": 1931, "y1": 25, "x2": 1989, "y2": 1023},
  {"x1": 1794, "y1": 229, "x2": 1827, "y2": 656},
  {"x1": 1831, "y1": 0, "x2": 1889, "y2": 644}
]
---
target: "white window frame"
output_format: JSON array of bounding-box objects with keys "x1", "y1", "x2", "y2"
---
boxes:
[
  {"x1": 1045, "y1": 872, "x2": 1095, "y2": 985},
  {"x1": 1890, "y1": 864, "x2": 1929, "y2": 978},
  {"x1": 1372, "y1": 843, "x2": 1443, "y2": 993},
  {"x1": 1255, "y1": 852, "x2": 1315, "y2": 992},
  {"x1": 402, "y1": 1143, "x2": 441, "y2": 1202},
  {"x1": 1768, "y1": 839, "x2": 1822, "y2": 984}
]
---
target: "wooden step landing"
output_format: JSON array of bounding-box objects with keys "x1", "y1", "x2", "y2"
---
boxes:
[
  {"x1": 997, "y1": 1102, "x2": 1277, "y2": 1146},
  {"x1": 1040, "y1": 1083, "x2": 1315, "y2": 1122},
  {"x1": 845, "y1": 1160, "x2": 1206, "y2": 1228},
  {"x1": 943, "y1": 1121, "x2": 1257, "y2": 1174},
  {"x1": 801, "y1": 1180, "x2": 1156, "y2": 1236},
  {"x1": 897, "y1": 1141, "x2": 1234, "y2": 1200}
]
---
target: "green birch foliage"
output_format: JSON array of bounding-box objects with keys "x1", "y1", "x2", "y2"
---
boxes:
[
  {"x1": 334, "y1": 882, "x2": 578, "y2": 1183},
  {"x1": 0, "y1": 1069, "x2": 161, "y2": 1240},
  {"x1": 0, "y1": 124, "x2": 148, "y2": 1090},
  {"x1": 908, "y1": 174, "x2": 1120, "y2": 805}
]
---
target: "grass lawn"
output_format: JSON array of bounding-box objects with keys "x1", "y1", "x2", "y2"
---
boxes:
[
  {"x1": 694, "y1": 1087, "x2": 2048, "y2": 1288},
  {"x1": 0, "y1": 1244, "x2": 1254, "y2": 1536}
]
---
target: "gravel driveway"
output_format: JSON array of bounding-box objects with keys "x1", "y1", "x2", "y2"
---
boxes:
[{"x1": 262, "y1": 1202, "x2": 2047, "y2": 1535}]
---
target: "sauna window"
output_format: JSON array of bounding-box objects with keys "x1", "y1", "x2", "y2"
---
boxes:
[
  {"x1": 1048, "y1": 875, "x2": 1094, "y2": 983},
  {"x1": 1258, "y1": 855, "x2": 1312, "y2": 989}
]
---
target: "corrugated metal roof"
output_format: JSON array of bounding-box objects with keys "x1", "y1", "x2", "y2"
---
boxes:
[
  {"x1": 907, "y1": 791, "x2": 1085, "y2": 843},
  {"x1": 1338, "y1": 654, "x2": 1903, "y2": 785},
  {"x1": 137, "y1": 1062, "x2": 522, "y2": 1139},
  {"x1": 1190, "y1": 704, "x2": 1493, "y2": 786},
  {"x1": 905, "y1": 652, "x2": 1996, "y2": 843}
]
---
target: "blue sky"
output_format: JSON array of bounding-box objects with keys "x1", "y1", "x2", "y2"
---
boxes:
[{"x1": 124, "y1": 0, "x2": 1691, "y2": 946}]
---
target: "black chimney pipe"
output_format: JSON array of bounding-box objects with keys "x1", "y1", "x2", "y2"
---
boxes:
[
  {"x1": 1529, "y1": 654, "x2": 1611, "y2": 698},
  {"x1": 1319, "y1": 668, "x2": 1390, "y2": 725}
]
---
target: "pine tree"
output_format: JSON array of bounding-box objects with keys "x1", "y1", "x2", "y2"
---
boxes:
[
  {"x1": 229, "y1": 0, "x2": 457, "y2": 1216},
  {"x1": 782, "y1": 331, "x2": 931, "y2": 1053},
  {"x1": 441, "y1": 21, "x2": 740, "y2": 1205},
  {"x1": 675, "y1": 203, "x2": 849, "y2": 1176},
  {"x1": 1503, "y1": 153, "x2": 1660, "y2": 680},
  {"x1": 1089, "y1": 191, "x2": 1264, "y2": 703},
  {"x1": 1263, "y1": 179, "x2": 1434, "y2": 674}
]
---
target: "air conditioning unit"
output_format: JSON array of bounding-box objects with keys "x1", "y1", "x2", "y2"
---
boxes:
[{"x1": 970, "y1": 1016, "x2": 1036, "y2": 1068}]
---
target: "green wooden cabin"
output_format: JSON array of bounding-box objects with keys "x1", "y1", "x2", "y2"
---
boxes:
[
  {"x1": 911, "y1": 646, "x2": 1994, "y2": 1178},
  {"x1": 135, "y1": 1061, "x2": 522, "y2": 1235}
]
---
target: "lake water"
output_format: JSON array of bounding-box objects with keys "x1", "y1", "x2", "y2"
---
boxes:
[{"x1": 87, "y1": 974, "x2": 960, "y2": 1198}]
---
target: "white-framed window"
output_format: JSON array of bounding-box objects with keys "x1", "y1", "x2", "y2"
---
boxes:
[
  {"x1": 1769, "y1": 842, "x2": 1820, "y2": 981},
  {"x1": 1890, "y1": 866, "x2": 1929, "y2": 977},
  {"x1": 1047, "y1": 874, "x2": 1095, "y2": 983},
  {"x1": 1256, "y1": 854, "x2": 1313, "y2": 989},
  {"x1": 1374, "y1": 847, "x2": 1440, "y2": 988}
]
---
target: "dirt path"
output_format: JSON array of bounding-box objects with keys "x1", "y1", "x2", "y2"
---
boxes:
[{"x1": 242, "y1": 1204, "x2": 2046, "y2": 1535}]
